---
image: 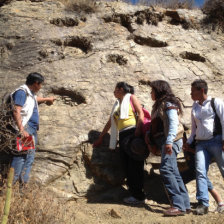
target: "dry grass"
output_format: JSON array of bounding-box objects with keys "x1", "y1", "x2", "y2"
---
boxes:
[
  {"x1": 0, "y1": 0, "x2": 196, "y2": 11},
  {"x1": 137, "y1": 0, "x2": 195, "y2": 9},
  {"x1": 0, "y1": 101, "x2": 21, "y2": 154},
  {"x1": 0, "y1": 101, "x2": 74, "y2": 223},
  {"x1": 58, "y1": 0, "x2": 98, "y2": 13},
  {"x1": 0, "y1": 100, "x2": 38, "y2": 155},
  {"x1": 57, "y1": 0, "x2": 195, "y2": 12},
  {"x1": 202, "y1": 0, "x2": 224, "y2": 32},
  {"x1": 0, "y1": 183, "x2": 74, "y2": 224}
]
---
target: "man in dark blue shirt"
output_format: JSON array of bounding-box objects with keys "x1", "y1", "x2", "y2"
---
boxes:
[{"x1": 11, "y1": 72, "x2": 55, "y2": 186}]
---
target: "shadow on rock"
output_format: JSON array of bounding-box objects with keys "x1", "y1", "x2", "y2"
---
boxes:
[
  {"x1": 144, "y1": 168, "x2": 170, "y2": 205},
  {"x1": 84, "y1": 130, "x2": 127, "y2": 203},
  {"x1": 83, "y1": 130, "x2": 170, "y2": 206}
]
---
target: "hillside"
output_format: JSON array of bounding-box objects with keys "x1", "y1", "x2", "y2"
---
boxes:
[{"x1": 0, "y1": 0, "x2": 224, "y2": 223}]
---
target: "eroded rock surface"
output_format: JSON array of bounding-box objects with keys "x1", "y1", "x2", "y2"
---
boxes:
[{"x1": 0, "y1": 0, "x2": 224, "y2": 202}]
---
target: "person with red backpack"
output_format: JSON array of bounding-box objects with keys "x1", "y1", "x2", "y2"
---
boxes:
[{"x1": 93, "y1": 82, "x2": 150, "y2": 204}]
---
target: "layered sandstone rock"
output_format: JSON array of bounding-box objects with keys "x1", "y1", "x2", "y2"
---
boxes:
[{"x1": 0, "y1": 0, "x2": 224, "y2": 203}]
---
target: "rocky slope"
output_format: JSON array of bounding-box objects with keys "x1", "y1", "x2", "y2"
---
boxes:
[{"x1": 0, "y1": 0, "x2": 224, "y2": 204}]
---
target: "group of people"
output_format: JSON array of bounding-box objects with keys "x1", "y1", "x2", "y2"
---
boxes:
[
  {"x1": 8, "y1": 73, "x2": 224, "y2": 216},
  {"x1": 93, "y1": 79, "x2": 224, "y2": 216}
]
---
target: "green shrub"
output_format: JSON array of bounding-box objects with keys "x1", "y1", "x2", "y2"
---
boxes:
[{"x1": 202, "y1": 0, "x2": 224, "y2": 32}]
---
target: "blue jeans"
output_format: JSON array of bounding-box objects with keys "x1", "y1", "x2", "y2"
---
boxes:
[
  {"x1": 159, "y1": 138, "x2": 190, "y2": 211},
  {"x1": 181, "y1": 151, "x2": 213, "y2": 190},
  {"x1": 195, "y1": 135, "x2": 224, "y2": 207},
  {"x1": 11, "y1": 125, "x2": 37, "y2": 184}
]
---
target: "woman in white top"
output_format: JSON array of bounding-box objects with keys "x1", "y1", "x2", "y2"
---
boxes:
[{"x1": 93, "y1": 82, "x2": 146, "y2": 204}]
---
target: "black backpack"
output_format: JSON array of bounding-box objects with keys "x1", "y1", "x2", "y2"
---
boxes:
[{"x1": 211, "y1": 98, "x2": 222, "y2": 136}]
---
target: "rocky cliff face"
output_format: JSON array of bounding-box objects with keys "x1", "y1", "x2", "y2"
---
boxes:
[{"x1": 0, "y1": 0, "x2": 224, "y2": 199}]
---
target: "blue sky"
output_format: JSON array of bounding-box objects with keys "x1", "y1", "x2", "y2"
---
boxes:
[
  {"x1": 131, "y1": 0, "x2": 205, "y2": 7},
  {"x1": 195, "y1": 0, "x2": 204, "y2": 7}
]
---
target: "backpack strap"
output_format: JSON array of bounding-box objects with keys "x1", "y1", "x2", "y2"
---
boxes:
[
  {"x1": 211, "y1": 98, "x2": 222, "y2": 136},
  {"x1": 211, "y1": 98, "x2": 216, "y2": 113},
  {"x1": 130, "y1": 95, "x2": 135, "y2": 112},
  {"x1": 130, "y1": 95, "x2": 138, "y2": 120}
]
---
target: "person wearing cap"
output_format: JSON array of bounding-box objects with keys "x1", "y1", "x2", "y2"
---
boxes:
[
  {"x1": 147, "y1": 80, "x2": 190, "y2": 216},
  {"x1": 93, "y1": 82, "x2": 148, "y2": 204},
  {"x1": 10, "y1": 72, "x2": 55, "y2": 186}
]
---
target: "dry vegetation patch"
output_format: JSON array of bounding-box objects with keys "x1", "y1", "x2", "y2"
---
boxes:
[
  {"x1": 0, "y1": 101, "x2": 21, "y2": 155},
  {"x1": 58, "y1": 0, "x2": 97, "y2": 13},
  {"x1": 137, "y1": 0, "x2": 195, "y2": 9},
  {"x1": 0, "y1": 183, "x2": 74, "y2": 223},
  {"x1": 202, "y1": 0, "x2": 224, "y2": 32}
]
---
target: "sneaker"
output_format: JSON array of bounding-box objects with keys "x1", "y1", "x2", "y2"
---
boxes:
[
  {"x1": 123, "y1": 196, "x2": 145, "y2": 204},
  {"x1": 217, "y1": 204, "x2": 224, "y2": 213},
  {"x1": 195, "y1": 203, "x2": 208, "y2": 215}
]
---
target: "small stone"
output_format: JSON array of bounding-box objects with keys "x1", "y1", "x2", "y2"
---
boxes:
[{"x1": 109, "y1": 209, "x2": 121, "y2": 219}]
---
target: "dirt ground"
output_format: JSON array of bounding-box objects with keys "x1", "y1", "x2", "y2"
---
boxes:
[
  {"x1": 65, "y1": 165, "x2": 224, "y2": 224},
  {"x1": 65, "y1": 162, "x2": 224, "y2": 224},
  {"x1": 65, "y1": 198, "x2": 224, "y2": 224},
  {"x1": 1, "y1": 191, "x2": 224, "y2": 224},
  {"x1": 0, "y1": 164, "x2": 224, "y2": 224}
]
